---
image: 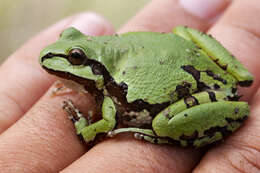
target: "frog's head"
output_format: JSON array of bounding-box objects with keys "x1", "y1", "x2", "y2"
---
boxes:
[{"x1": 39, "y1": 27, "x2": 105, "y2": 90}]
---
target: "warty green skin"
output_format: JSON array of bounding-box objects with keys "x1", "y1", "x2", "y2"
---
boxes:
[{"x1": 40, "y1": 26, "x2": 253, "y2": 148}]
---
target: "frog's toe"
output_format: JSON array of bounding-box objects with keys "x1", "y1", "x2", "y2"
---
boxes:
[
  {"x1": 62, "y1": 100, "x2": 90, "y2": 134},
  {"x1": 63, "y1": 100, "x2": 82, "y2": 119}
]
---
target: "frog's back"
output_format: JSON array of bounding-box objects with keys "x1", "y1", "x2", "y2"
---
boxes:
[{"x1": 96, "y1": 32, "x2": 236, "y2": 104}]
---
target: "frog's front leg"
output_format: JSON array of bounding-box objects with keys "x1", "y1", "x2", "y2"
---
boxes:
[
  {"x1": 152, "y1": 91, "x2": 249, "y2": 147},
  {"x1": 63, "y1": 96, "x2": 116, "y2": 143}
]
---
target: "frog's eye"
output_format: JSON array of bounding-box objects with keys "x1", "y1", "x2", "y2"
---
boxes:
[{"x1": 67, "y1": 48, "x2": 86, "y2": 65}]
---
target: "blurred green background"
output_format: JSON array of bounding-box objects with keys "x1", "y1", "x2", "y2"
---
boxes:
[{"x1": 0, "y1": 0, "x2": 150, "y2": 63}]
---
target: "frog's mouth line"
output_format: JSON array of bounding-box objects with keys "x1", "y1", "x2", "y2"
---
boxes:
[{"x1": 41, "y1": 53, "x2": 171, "y2": 120}]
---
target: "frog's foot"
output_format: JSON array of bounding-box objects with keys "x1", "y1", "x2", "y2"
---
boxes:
[
  {"x1": 108, "y1": 128, "x2": 170, "y2": 144},
  {"x1": 62, "y1": 100, "x2": 90, "y2": 135},
  {"x1": 51, "y1": 81, "x2": 75, "y2": 97},
  {"x1": 74, "y1": 97, "x2": 117, "y2": 143}
]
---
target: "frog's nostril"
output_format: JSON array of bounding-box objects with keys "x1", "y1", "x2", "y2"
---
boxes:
[{"x1": 41, "y1": 52, "x2": 55, "y2": 62}]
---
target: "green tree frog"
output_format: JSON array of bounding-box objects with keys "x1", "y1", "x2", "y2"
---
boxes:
[{"x1": 39, "y1": 26, "x2": 253, "y2": 148}]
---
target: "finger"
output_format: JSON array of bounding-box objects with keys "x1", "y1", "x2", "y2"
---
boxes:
[
  {"x1": 0, "y1": 12, "x2": 114, "y2": 133},
  {"x1": 207, "y1": 1, "x2": 260, "y2": 101},
  {"x1": 61, "y1": 139, "x2": 201, "y2": 173},
  {"x1": 194, "y1": 99, "x2": 260, "y2": 173},
  {"x1": 60, "y1": 0, "x2": 232, "y2": 173},
  {"x1": 0, "y1": 89, "x2": 97, "y2": 173},
  {"x1": 0, "y1": 0, "x2": 231, "y2": 172},
  {"x1": 119, "y1": 0, "x2": 230, "y2": 33},
  {"x1": 193, "y1": 1, "x2": 260, "y2": 172}
]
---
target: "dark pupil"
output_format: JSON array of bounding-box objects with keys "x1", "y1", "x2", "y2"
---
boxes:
[{"x1": 68, "y1": 49, "x2": 86, "y2": 65}]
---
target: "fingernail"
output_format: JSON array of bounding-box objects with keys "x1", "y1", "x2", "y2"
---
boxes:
[
  {"x1": 69, "y1": 12, "x2": 114, "y2": 36},
  {"x1": 179, "y1": 0, "x2": 229, "y2": 20}
]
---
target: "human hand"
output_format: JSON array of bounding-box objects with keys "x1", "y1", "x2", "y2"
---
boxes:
[{"x1": 0, "y1": 0, "x2": 260, "y2": 172}]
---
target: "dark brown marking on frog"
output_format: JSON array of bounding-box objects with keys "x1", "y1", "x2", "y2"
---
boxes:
[
  {"x1": 227, "y1": 95, "x2": 242, "y2": 101},
  {"x1": 213, "y1": 84, "x2": 220, "y2": 89},
  {"x1": 181, "y1": 65, "x2": 210, "y2": 91},
  {"x1": 123, "y1": 115, "x2": 132, "y2": 122},
  {"x1": 222, "y1": 64, "x2": 228, "y2": 70},
  {"x1": 205, "y1": 70, "x2": 227, "y2": 84},
  {"x1": 159, "y1": 60, "x2": 164, "y2": 65},
  {"x1": 204, "y1": 126, "x2": 232, "y2": 138},
  {"x1": 175, "y1": 82, "x2": 192, "y2": 99},
  {"x1": 119, "y1": 82, "x2": 128, "y2": 93},
  {"x1": 181, "y1": 65, "x2": 200, "y2": 80},
  {"x1": 207, "y1": 91, "x2": 217, "y2": 102},
  {"x1": 184, "y1": 96, "x2": 199, "y2": 108},
  {"x1": 225, "y1": 116, "x2": 248, "y2": 124},
  {"x1": 231, "y1": 87, "x2": 237, "y2": 94},
  {"x1": 213, "y1": 59, "x2": 228, "y2": 71},
  {"x1": 238, "y1": 80, "x2": 253, "y2": 87},
  {"x1": 234, "y1": 107, "x2": 239, "y2": 114}
]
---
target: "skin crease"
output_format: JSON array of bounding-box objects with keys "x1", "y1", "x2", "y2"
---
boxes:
[{"x1": 0, "y1": 0, "x2": 259, "y2": 173}]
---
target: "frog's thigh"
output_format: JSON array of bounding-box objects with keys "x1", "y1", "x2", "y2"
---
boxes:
[
  {"x1": 153, "y1": 101, "x2": 249, "y2": 147},
  {"x1": 80, "y1": 96, "x2": 116, "y2": 143}
]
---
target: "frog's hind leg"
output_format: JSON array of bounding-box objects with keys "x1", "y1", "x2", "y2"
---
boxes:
[
  {"x1": 152, "y1": 90, "x2": 249, "y2": 148},
  {"x1": 173, "y1": 26, "x2": 253, "y2": 86},
  {"x1": 63, "y1": 96, "x2": 117, "y2": 143},
  {"x1": 108, "y1": 127, "x2": 171, "y2": 144}
]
